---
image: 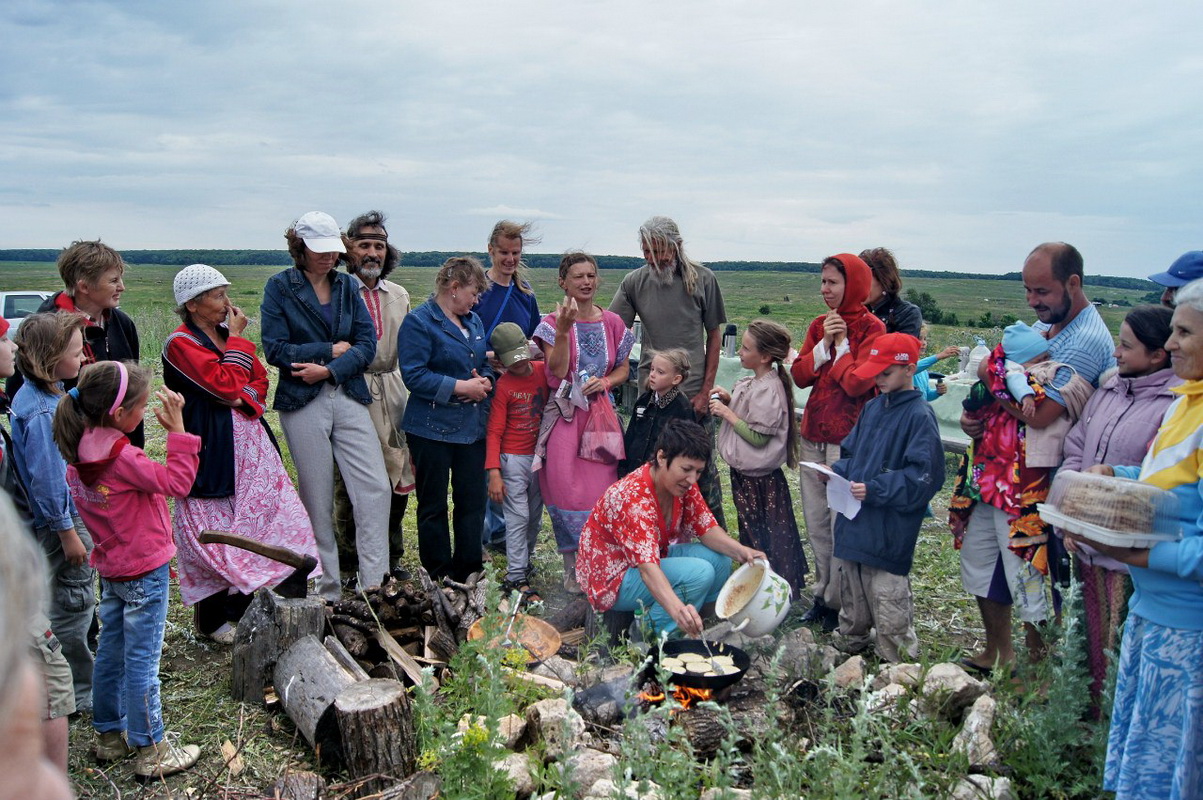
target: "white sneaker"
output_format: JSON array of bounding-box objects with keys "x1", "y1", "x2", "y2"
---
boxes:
[
  {"x1": 133, "y1": 738, "x2": 200, "y2": 778},
  {"x1": 207, "y1": 623, "x2": 236, "y2": 645}
]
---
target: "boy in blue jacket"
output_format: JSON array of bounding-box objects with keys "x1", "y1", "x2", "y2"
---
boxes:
[{"x1": 831, "y1": 333, "x2": 945, "y2": 661}]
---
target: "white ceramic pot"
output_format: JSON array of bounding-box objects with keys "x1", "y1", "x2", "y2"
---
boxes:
[{"x1": 715, "y1": 559, "x2": 792, "y2": 637}]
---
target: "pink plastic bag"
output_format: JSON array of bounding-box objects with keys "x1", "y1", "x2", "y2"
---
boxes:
[{"x1": 579, "y1": 394, "x2": 625, "y2": 464}]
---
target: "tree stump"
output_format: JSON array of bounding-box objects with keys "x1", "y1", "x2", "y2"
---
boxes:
[
  {"x1": 334, "y1": 678, "x2": 418, "y2": 797},
  {"x1": 232, "y1": 588, "x2": 326, "y2": 703},
  {"x1": 274, "y1": 635, "x2": 360, "y2": 764}
]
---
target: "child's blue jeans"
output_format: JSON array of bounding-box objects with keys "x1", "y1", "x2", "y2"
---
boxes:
[
  {"x1": 610, "y1": 543, "x2": 732, "y2": 637},
  {"x1": 92, "y1": 563, "x2": 170, "y2": 747}
]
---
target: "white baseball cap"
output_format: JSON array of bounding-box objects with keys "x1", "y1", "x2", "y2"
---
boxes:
[
  {"x1": 173, "y1": 264, "x2": 231, "y2": 307},
  {"x1": 292, "y1": 211, "x2": 346, "y2": 253}
]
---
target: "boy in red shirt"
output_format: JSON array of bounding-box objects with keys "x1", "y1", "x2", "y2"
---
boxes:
[{"x1": 486, "y1": 323, "x2": 548, "y2": 602}]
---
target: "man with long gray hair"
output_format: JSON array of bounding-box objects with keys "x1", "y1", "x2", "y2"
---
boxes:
[
  {"x1": 333, "y1": 210, "x2": 415, "y2": 581},
  {"x1": 610, "y1": 216, "x2": 728, "y2": 526}
]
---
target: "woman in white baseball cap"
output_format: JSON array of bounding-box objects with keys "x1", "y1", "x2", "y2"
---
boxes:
[
  {"x1": 163, "y1": 264, "x2": 320, "y2": 642},
  {"x1": 260, "y1": 214, "x2": 393, "y2": 600}
]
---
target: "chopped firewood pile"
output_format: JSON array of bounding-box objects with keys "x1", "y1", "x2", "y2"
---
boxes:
[{"x1": 324, "y1": 569, "x2": 489, "y2": 676}]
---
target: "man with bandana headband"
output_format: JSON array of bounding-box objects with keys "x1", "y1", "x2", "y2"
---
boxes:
[{"x1": 334, "y1": 211, "x2": 415, "y2": 579}]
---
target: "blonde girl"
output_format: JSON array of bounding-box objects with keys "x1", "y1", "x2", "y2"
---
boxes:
[
  {"x1": 9, "y1": 311, "x2": 93, "y2": 712},
  {"x1": 710, "y1": 320, "x2": 808, "y2": 598},
  {"x1": 54, "y1": 361, "x2": 203, "y2": 778},
  {"x1": 619, "y1": 348, "x2": 694, "y2": 478}
]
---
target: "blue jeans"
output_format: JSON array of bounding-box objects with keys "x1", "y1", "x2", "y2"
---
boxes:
[
  {"x1": 92, "y1": 563, "x2": 170, "y2": 747},
  {"x1": 483, "y1": 498, "x2": 507, "y2": 546},
  {"x1": 610, "y1": 543, "x2": 732, "y2": 637}
]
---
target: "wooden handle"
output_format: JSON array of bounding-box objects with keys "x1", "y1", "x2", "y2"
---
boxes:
[{"x1": 198, "y1": 530, "x2": 307, "y2": 569}]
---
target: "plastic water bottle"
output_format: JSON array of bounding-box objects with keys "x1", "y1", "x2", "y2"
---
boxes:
[{"x1": 967, "y1": 337, "x2": 990, "y2": 377}]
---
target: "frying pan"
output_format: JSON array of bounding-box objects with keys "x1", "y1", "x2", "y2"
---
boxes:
[{"x1": 652, "y1": 639, "x2": 751, "y2": 692}]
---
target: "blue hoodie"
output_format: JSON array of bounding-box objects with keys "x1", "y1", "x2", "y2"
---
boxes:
[{"x1": 832, "y1": 388, "x2": 945, "y2": 575}]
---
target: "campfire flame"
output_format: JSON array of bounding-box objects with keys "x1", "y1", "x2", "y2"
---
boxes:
[
  {"x1": 637, "y1": 683, "x2": 713, "y2": 710},
  {"x1": 673, "y1": 685, "x2": 713, "y2": 709},
  {"x1": 637, "y1": 687, "x2": 665, "y2": 704}
]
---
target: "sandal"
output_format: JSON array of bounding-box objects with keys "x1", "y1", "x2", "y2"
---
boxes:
[
  {"x1": 501, "y1": 580, "x2": 543, "y2": 606},
  {"x1": 959, "y1": 657, "x2": 994, "y2": 677}
]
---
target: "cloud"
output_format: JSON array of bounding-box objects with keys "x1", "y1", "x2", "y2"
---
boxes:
[{"x1": 0, "y1": 1, "x2": 1201, "y2": 277}]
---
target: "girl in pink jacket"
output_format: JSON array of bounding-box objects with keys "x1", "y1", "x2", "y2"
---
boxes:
[{"x1": 54, "y1": 361, "x2": 203, "y2": 778}]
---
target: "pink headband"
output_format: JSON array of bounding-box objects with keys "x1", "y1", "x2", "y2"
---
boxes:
[{"x1": 108, "y1": 362, "x2": 129, "y2": 415}]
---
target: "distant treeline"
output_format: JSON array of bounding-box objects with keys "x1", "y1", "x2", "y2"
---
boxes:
[{"x1": 0, "y1": 249, "x2": 1156, "y2": 290}]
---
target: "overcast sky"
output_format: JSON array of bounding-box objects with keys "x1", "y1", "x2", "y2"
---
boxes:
[{"x1": 2, "y1": 1, "x2": 1199, "y2": 278}]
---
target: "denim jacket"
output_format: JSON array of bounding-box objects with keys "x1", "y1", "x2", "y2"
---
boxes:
[
  {"x1": 260, "y1": 268, "x2": 376, "y2": 411},
  {"x1": 10, "y1": 382, "x2": 76, "y2": 531},
  {"x1": 399, "y1": 299, "x2": 495, "y2": 444}
]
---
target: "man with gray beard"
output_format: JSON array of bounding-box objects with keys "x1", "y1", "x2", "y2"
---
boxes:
[
  {"x1": 609, "y1": 216, "x2": 728, "y2": 527},
  {"x1": 333, "y1": 211, "x2": 415, "y2": 580}
]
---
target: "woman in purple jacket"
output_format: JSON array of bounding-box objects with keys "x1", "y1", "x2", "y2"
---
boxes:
[{"x1": 1059, "y1": 304, "x2": 1178, "y2": 708}]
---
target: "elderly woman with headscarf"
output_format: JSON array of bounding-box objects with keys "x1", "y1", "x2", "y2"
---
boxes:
[
  {"x1": 261, "y1": 212, "x2": 392, "y2": 600},
  {"x1": 164, "y1": 264, "x2": 319, "y2": 642}
]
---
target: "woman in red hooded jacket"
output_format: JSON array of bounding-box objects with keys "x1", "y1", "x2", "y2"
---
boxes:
[{"x1": 790, "y1": 253, "x2": 886, "y2": 629}]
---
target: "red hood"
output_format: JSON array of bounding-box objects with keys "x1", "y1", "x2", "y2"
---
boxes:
[
  {"x1": 71, "y1": 437, "x2": 129, "y2": 486},
  {"x1": 828, "y1": 253, "x2": 873, "y2": 316}
]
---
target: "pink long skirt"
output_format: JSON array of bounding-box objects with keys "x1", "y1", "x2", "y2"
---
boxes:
[{"x1": 173, "y1": 411, "x2": 320, "y2": 605}]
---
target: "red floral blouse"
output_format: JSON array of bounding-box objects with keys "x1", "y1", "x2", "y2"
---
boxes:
[{"x1": 577, "y1": 463, "x2": 717, "y2": 611}]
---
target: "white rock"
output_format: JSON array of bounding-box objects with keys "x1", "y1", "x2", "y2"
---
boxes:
[
  {"x1": 533, "y1": 655, "x2": 579, "y2": 687},
  {"x1": 584, "y1": 777, "x2": 663, "y2": 800},
  {"x1": 499, "y1": 713, "x2": 527, "y2": 750},
  {"x1": 951, "y1": 695, "x2": 999, "y2": 768},
  {"x1": 457, "y1": 712, "x2": 526, "y2": 750},
  {"x1": 831, "y1": 655, "x2": 867, "y2": 689},
  {"x1": 562, "y1": 748, "x2": 617, "y2": 799},
  {"x1": 525, "y1": 698, "x2": 586, "y2": 761},
  {"x1": 866, "y1": 682, "x2": 908, "y2": 715},
  {"x1": 495, "y1": 752, "x2": 535, "y2": 797},
  {"x1": 950, "y1": 775, "x2": 1015, "y2": 800},
  {"x1": 871, "y1": 662, "x2": 922, "y2": 690},
  {"x1": 919, "y1": 662, "x2": 989, "y2": 719}
]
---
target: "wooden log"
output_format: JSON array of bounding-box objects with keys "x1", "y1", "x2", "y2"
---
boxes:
[
  {"x1": 377, "y1": 771, "x2": 441, "y2": 800},
  {"x1": 271, "y1": 770, "x2": 327, "y2": 800},
  {"x1": 231, "y1": 588, "x2": 327, "y2": 704},
  {"x1": 545, "y1": 597, "x2": 592, "y2": 633},
  {"x1": 677, "y1": 707, "x2": 726, "y2": 758},
  {"x1": 333, "y1": 624, "x2": 369, "y2": 658},
  {"x1": 375, "y1": 628, "x2": 433, "y2": 689},
  {"x1": 334, "y1": 678, "x2": 417, "y2": 797},
  {"x1": 274, "y1": 635, "x2": 359, "y2": 762},
  {"x1": 324, "y1": 635, "x2": 371, "y2": 682},
  {"x1": 503, "y1": 666, "x2": 567, "y2": 692},
  {"x1": 424, "y1": 623, "x2": 458, "y2": 664}
]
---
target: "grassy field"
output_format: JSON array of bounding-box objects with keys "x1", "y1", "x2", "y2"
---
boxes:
[
  {"x1": 0, "y1": 260, "x2": 1114, "y2": 797},
  {"x1": 0, "y1": 260, "x2": 1150, "y2": 357}
]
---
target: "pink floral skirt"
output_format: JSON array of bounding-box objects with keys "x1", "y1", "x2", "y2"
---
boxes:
[{"x1": 173, "y1": 411, "x2": 320, "y2": 605}]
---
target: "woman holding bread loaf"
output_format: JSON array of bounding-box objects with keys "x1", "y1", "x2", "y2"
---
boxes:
[
  {"x1": 1059, "y1": 304, "x2": 1179, "y2": 710},
  {"x1": 1064, "y1": 283, "x2": 1203, "y2": 800}
]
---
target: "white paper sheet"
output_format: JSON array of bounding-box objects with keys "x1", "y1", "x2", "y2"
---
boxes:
[{"x1": 799, "y1": 461, "x2": 862, "y2": 520}]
